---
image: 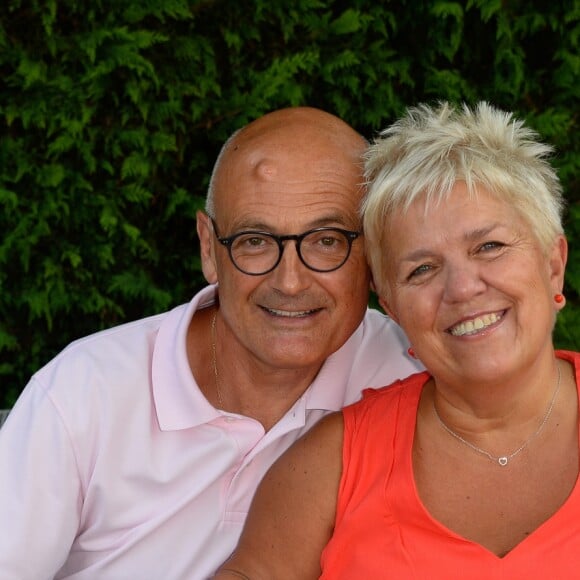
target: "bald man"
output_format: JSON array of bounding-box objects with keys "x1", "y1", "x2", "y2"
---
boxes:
[{"x1": 0, "y1": 107, "x2": 421, "y2": 579}]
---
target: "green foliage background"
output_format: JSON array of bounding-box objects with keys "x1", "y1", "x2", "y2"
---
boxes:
[{"x1": 0, "y1": 0, "x2": 578, "y2": 407}]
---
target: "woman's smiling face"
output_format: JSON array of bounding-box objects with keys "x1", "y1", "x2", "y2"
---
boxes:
[{"x1": 379, "y1": 181, "x2": 567, "y2": 386}]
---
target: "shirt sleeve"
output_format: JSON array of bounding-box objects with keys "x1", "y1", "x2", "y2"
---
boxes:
[{"x1": 0, "y1": 377, "x2": 82, "y2": 579}]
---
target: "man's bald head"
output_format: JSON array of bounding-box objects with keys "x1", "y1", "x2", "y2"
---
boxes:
[{"x1": 205, "y1": 107, "x2": 367, "y2": 217}]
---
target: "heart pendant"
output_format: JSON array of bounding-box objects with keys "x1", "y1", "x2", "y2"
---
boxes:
[{"x1": 498, "y1": 457, "x2": 508, "y2": 466}]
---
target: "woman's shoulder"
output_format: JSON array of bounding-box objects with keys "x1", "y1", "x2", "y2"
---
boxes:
[
  {"x1": 348, "y1": 370, "x2": 430, "y2": 409},
  {"x1": 341, "y1": 371, "x2": 429, "y2": 437},
  {"x1": 557, "y1": 350, "x2": 580, "y2": 364}
]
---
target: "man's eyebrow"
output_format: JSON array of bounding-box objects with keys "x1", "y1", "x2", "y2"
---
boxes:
[
  {"x1": 307, "y1": 215, "x2": 357, "y2": 228},
  {"x1": 232, "y1": 215, "x2": 357, "y2": 233}
]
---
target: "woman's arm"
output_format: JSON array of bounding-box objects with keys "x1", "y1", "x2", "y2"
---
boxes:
[{"x1": 214, "y1": 411, "x2": 344, "y2": 580}]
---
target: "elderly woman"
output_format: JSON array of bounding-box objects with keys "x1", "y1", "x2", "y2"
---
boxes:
[{"x1": 213, "y1": 102, "x2": 578, "y2": 579}]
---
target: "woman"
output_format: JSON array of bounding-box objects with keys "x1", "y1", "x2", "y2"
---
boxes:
[{"x1": 214, "y1": 102, "x2": 578, "y2": 578}]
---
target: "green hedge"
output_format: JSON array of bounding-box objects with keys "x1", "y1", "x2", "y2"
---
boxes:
[{"x1": 1, "y1": 0, "x2": 579, "y2": 407}]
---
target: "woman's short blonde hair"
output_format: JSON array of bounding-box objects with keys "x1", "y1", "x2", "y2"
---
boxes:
[{"x1": 362, "y1": 101, "x2": 564, "y2": 297}]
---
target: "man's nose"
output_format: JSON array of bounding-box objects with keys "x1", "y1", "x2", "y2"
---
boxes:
[{"x1": 268, "y1": 241, "x2": 312, "y2": 294}]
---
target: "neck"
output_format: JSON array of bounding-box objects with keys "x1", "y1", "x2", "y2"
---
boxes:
[
  {"x1": 193, "y1": 305, "x2": 322, "y2": 431},
  {"x1": 434, "y1": 350, "x2": 561, "y2": 420},
  {"x1": 217, "y1": 352, "x2": 321, "y2": 431},
  {"x1": 433, "y1": 365, "x2": 562, "y2": 466},
  {"x1": 427, "y1": 353, "x2": 564, "y2": 452}
]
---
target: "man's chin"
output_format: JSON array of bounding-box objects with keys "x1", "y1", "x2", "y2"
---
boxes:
[{"x1": 260, "y1": 346, "x2": 328, "y2": 373}]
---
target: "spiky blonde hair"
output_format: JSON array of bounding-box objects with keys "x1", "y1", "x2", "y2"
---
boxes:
[{"x1": 363, "y1": 101, "x2": 564, "y2": 296}]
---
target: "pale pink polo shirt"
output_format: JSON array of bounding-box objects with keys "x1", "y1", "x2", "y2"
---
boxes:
[{"x1": 0, "y1": 285, "x2": 421, "y2": 579}]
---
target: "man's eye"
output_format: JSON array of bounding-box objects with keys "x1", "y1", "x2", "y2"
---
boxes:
[
  {"x1": 320, "y1": 236, "x2": 338, "y2": 246},
  {"x1": 246, "y1": 236, "x2": 266, "y2": 247},
  {"x1": 307, "y1": 231, "x2": 345, "y2": 248},
  {"x1": 233, "y1": 234, "x2": 272, "y2": 252}
]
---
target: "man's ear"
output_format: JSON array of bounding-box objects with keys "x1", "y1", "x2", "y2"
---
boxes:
[
  {"x1": 197, "y1": 211, "x2": 218, "y2": 284},
  {"x1": 378, "y1": 295, "x2": 399, "y2": 325}
]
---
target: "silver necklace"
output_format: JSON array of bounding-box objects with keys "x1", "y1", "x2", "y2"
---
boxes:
[
  {"x1": 433, "y1": 365, "x2": 561, "y2": 467},
  {"x1": 210, "y1": 308, "x2": 223, "y2": 406}
]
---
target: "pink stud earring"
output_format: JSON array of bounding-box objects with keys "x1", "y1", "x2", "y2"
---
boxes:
[{"x1": 555, "y1": 293, "x2": 565, "y2": 304}]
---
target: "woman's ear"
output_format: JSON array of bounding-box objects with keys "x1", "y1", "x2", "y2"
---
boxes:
[
  {"x1": 197, "y1": 211, "x2": 218, "y2": 284},
  {"x1": 549, "y1": 234, "x2": 568, "y2": 289},
  {"x1": 549, "y1": 234, "x2": 568, "y2": 311}
]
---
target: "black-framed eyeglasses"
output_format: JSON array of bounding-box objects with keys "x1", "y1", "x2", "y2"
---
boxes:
[{"x1": 211, "y1": 219, "x2": 361, "y2": 276}]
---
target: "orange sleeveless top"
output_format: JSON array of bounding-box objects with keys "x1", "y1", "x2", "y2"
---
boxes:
[{"x1": 320, "y1": 351, "x2": 580, "y2": 579}]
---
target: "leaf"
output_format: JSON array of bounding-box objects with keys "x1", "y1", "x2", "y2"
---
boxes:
[{"x1": 330, "y1": 9, "x2": 362, "y2": 35}]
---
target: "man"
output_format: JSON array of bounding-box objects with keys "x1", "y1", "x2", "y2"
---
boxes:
[{"x1": 0, "y1": 107, "x2": 420, "y2": 579}]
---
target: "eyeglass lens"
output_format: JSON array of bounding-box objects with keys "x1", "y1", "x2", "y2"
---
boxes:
[{"x1": 230, "y1": 230, "x2": 352, "y2": 274}]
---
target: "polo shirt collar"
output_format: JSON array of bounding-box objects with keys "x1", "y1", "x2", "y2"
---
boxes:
[{"x1": 153, "y1": 285, "x2": 221, "y2": 431}]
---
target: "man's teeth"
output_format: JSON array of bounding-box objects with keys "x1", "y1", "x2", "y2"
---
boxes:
[
  {"x1": 449, "y1": 312, "x2": 502, "y2": 337},
  {"x1": 267, "y1": 308, "x2": 315, "y2": 317}
]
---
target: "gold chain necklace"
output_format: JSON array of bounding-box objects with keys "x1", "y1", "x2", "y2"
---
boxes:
[
  {"x1": 210, "y1": 308, "x2": 223, "y2": 406},
  {"x1": 433, "y1": 365, "x2": 562, "y2": 467}
]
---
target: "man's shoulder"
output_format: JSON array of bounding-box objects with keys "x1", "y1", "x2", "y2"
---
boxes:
[
  {"x1": 329, "y1": 308, "x2": 423, "y2": 407},
  {"x1": 60, "y1": 308, "x2": 176, "y2": 359},
  {"x1": 48, "y1": 285, "x2": 215, "y2": 369},
  {"x1": 32, "y1": 303, "x2": 188, "y2": 391},
  {"x1": 359, "y1": 307, "x2": 413, "y2": 352},
  {"x1": 362, "y1": 307, "x2": 398, "y2": 330}
]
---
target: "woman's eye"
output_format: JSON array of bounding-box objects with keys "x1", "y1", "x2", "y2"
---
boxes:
[
  {"x1": 479, "y1": 241, "x2": 505, "y2": 252},
  {"x1": 408, "y1": 264, "x2": 432, "y2": 279}
]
